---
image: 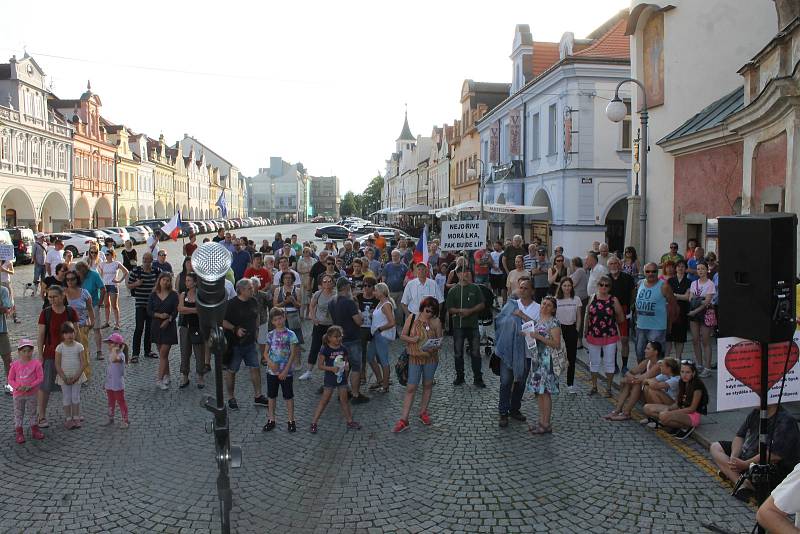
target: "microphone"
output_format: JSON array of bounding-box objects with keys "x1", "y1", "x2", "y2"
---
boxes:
[{"x1": 191, "y1": 242, "x2": 232, "y2": 337}]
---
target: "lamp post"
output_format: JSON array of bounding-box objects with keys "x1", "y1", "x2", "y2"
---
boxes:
[
  {"x1": 606, "y1": 78, "x2": 648, "y2": 263},
  {"x1": 466, "y1": 158, "x2": 487, "y2": 221}
]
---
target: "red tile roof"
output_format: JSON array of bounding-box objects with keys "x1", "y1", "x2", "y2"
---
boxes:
[
  {"x1": 531, "y1": 42, "x2": 561, "y2": 76},
  {"x1": 573, "y1": 17, "x2": 629, "y2": 59}
]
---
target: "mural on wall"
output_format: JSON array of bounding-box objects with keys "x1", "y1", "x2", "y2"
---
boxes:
[{"x1": 642, "y1": 12, "x2": 665, "y2": 108}]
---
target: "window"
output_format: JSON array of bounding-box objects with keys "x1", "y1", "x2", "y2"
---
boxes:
[
  {"x1": 547, "y1": 104, "x2": 557, "y2": 155},
  {"x1": 0, "y1": 131, "x2": 9, "y2": 161},
  {"x1": 45, "y1": 142, "x2": 53, "y2": 169},
  {"x1": 31, "y1": 139, "x2": 40, "y2": 168},
  {"x1": 58, "y1": 147, "x2": 65, "y2": 171},
  {"x1": 621, "y1": 100, "x2": 632, "y2": 150},
  {"x1": 530, "y1": 113, "x2": 540, "y2": 160},
  {"x1": 16, "y1": 134, "x2": 26, "y2": 164}
]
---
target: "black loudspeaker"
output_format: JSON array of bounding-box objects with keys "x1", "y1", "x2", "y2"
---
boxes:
[{"x1": 718, "y1": 213, "x2": 797, "y2": 343}]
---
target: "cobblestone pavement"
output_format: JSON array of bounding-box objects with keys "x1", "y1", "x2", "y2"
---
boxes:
[{"x1": 0, "y1": 237, "x2": 759, "y2": 533}]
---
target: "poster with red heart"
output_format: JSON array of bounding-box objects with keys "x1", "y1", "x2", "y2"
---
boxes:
[{"x1": 717, "y1": 332, "x2": 800, "y2": 412}]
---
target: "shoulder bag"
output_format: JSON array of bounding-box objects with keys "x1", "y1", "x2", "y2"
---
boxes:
[{"x1": 394, "y1": 314, "x2": 415, "y2": 386}]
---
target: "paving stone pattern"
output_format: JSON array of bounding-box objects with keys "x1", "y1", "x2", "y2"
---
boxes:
[{"x1": 0, "y1": 241, "x2": 758, "y2": 533}]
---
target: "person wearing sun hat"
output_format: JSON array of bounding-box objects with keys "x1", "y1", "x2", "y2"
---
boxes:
[{"x1": 101, "y1": 332, "x2": 129, "y2": 428}]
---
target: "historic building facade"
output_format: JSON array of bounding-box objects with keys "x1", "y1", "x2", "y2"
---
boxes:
[
  {"x1": 249, "y1": 157, "x2": 308, "y2": 223},
  {"x1": 181, "y1": 135, "x2": 244, "y2": 218},
  {"x1": 129, "y1": 133, "x2": 154, "y2": 221},
  {"x1": 309, "y1": 175, "x2": 340, "y2": 218},
  {"x1": 0, "y1": 54, "x2": 72, "y2": 231},
  {"x1": 105, "y1": 125, "x2": 139, "y2": 226},
  {"x1": 50, "y1": 82, "x2": 116, "y2": 228},
  {"x1": 148, "y1": 135, "x2": 175, "y2": 218}
]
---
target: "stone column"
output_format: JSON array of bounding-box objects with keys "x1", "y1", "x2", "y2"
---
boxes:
[{"x1": 624, "y1": 195, "x2": 641, "y2": 259}]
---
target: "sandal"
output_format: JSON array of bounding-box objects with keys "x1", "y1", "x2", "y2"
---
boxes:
[
  {"x1": 38, "y1": 418, "x2": 50, "y2": 428},
  {"x1": 602, "y1": 411, "x2": 619, "y2": 420},
  {"x1": 130, "y1": 356, "x2": 139, "y2": 364},
  {"x1": 610, "y1": 413, "x2": 631, "y2": 421},
  {"x1": 529, "y1": 423, "x2": 552, "y2": 435}
]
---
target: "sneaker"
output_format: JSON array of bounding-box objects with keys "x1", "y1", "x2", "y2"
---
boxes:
[
  {"x1": 64, "y1": 420, "x2": 75, "y2": 430},
  {"x1": 163, "y1": 375, "x2": 171, "y2": 385},
  {"x1": 119, "y1": 421, "x2": 129, "y2": 429},
  {"x1": 253, "y1": 395, "x2": 268, "y2": 407},
  {"x1": 419, "y1": 411, "x2": 432, "y2": 426},
  {"x1": 298, "y1": 370, "x2": 313, "y2": 381},
  {"x1": 309, "y1": 423, "x2": 318, "y2": 434},
  {"x1": 473, "y1": 379, "x2": 487, "y2": 389},
  {"x1": 392, "y1": 419, "x2": 410, "y2": 433},
  {"x1": 673, "y1": 427, "x2": 695, "y2": 440},
  {"x1": 15, "y1": 427, "x2": 25, "y2": 444},
  {"x1": 509, "y1": 411, "x2": 527, "y2": 422},
  {"x1": 287, "y1": 421, "x2": 297, "y2": 433},
  {"x1": 157, "y1": 379, "x2": 168, "y2": 391},
  {"x1": 100, "y1": 417, "x2": 114, "y2": 427},
  {"x1": 31, "y1": 426, "x2": 44, "y2": 440},
  {"x1": 228, "y1": 399, "x2": 239, "y2": 411},
  {"x1": 452, "y1": 376, "x2": 465, "y2": 386},
  {"x1": 567, "y1": 385, "x2": 577, "y2": 395},
  {"x1": 499, "y1": 415, "x2": 509, "y2": 428},
  {"x1": 4, "y1": 383, "x2": 13, "y2": 395},
  {"x1": 262, "y1": 420, "x2": 276, "y2": 432},
  {"x1": 346, "y1": 421, "x2": 362, "y2": 430},
  {"x1": 351, "y1": 395, "x2": 370, "y2": 404}
]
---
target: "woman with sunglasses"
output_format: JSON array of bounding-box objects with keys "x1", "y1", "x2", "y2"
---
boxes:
[
  {"x1": 642, "y1": 359, "x2": 708, "y2": 439},
  {"x1": 622, "y1": 246, "x2": 640, "y2": 278},
  {"x1": 84, "y1": 243, "x2": 102, "y2": 273},
  {"x1": 64, "y1": 271, "x2": 96, "y2": 376},
  {"x1": 299, "y1": 274, "x2": 337, "y2": 381},
  {"x1": 547, "y1": 255, "x2": 568, "y2": 296},
  {"x1": 687, "y1": 262, "x2": 715, "y2": 377},
  {"x1": 583, "y1": 275, "x2": 625, "y2": 397},
  {"x1": 99, "y1": 249, "x2": 128, "y2": 331},
  {"x1": 526, "y1": 296, "x2": 562, "y2": 434},
  {"x1": 393, "y1": 296, "x2": 442, "y2": 433}
]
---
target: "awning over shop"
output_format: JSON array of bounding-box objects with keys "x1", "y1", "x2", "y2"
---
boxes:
[
  {"x1": 432, "y1": 201, "x2": 548, "y2": 218},
  {"x1": 398, "y1": 204, "x2": 433, "y2": 214}
]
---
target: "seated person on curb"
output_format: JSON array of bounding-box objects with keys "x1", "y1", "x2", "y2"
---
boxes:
[
  {"x1": 603, "y1": 341, "x2": 665, "y2": 421},
  {"x1": 711, "y1": 404, "x2": 800, "y2": 502},
  {"x1": 642, "y1": 359, "x2": 708, "y2": 440},
  {"x1": 641, "y1": 357, "x2": 680, "y2": 406}
]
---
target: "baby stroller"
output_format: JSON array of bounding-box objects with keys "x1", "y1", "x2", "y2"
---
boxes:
[{"x1": 478, "y1": 283, "x2": 496, "y2": 357}]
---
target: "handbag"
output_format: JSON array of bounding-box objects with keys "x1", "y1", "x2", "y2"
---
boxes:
[
  {"x1": 704, "y1": 307, "x2": 717, "y2": 328},
  {"x1": 394, "y1": 313, "x2": 415, "y2": 386},
  {"x1": 550, "y1": 335, "x2": 568, "y2": 377},
  {"x1": 188, "y1": 327, "x2": 203, "y2": 345},
  {"x1": 489, "y1": 353, "x2": 501, "y2": 376},
  {"x1": 287, "y1": 310, "x2": 302, "y2": 332}
]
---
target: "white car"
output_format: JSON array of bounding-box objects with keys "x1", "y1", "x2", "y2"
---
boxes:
[
  {"x1": 44, "y1": 232, "x2": 98, "y2": 257},
  {"x1": 103, "y1": 227, "x2": 130, "y2": 246},
  {"x1": 124, "y1": 226, "x2": 149, "y2": 244}
]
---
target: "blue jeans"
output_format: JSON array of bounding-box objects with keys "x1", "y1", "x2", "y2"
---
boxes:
[
  {"x1": 635, "y1": 328, "x2": 666, "y2": 362},
  {"x1": 367, "y1": 332, "x2": 390, "y2": 366},
  {"x1": 33, "y1": 263, "x2": 46, "y2": 285},
  {"x1": 407, "y1": 361, "x2": 438, "y2": 385},
  {"x1": 344, "y1": 340, "x2": 362, "y2": 373},
  {"x1": 498, "y1": 359, "x2": 530, "y2": 415}
]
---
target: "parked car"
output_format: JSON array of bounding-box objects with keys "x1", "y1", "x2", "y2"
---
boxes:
[
  {"x1": 314, "y1": 225, "x2": 352, "y2": 240},
  {"x1": 7, "y1": 227, "x2": 34, "y2": 264},
  {"x1": 125, "y1": 226, "x2": 148, "y2": 244},
  {"x1": 103, "y1": 227, "x2": 131, "y2": 247},
  {"x1": 193, "y1": 221, "x2": 209, "y2": 234},
  {"x1": 44, "y1": 232, "x2": 97, "y2": 257},
  {"x1": 70, "y1": 229, "x2": 114, "y2": 247}
]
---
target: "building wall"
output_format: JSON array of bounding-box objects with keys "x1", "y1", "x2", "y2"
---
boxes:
[
  {"x1": 672, "y1": 142, "x2": 744, "y2": 243},
  {"x1": 752, "y1": 132, "x2": 787, "y2": 210},
  {"x1": 630, "y1": 0, "x2": 777, "y2": 261}
]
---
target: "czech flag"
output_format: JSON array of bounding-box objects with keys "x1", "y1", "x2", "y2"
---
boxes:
[
  {"x1": 161, "y1": 211, "x2": 182, "y2": 241},
  {"x1": 412, "y1": 224, "x2": 429, "y2": 268}
]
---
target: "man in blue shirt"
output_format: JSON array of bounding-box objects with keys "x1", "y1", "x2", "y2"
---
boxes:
[
  {"x1": 75, "y1": 262, "x2": 106, "y2": 361},
  {"x1": 230, "y1": 238, "x2": 252, "y2": 282},
  {"x1": 686, "y1": 246, "x2": 704, "y2": 282},
  {"x1": 380, "y1": 249, "x2": 408, "y2": 333}
]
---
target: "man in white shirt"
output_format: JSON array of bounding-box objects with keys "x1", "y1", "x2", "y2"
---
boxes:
[
  {"x1": 44, "y1": 238, "x2": 64, "y2": 276},
  {"x1": 276, "y1": 256, "x2": 301, "y2": 287},
  {"x1": 585, "y1": 251, "x2": 608, "y2": 297},
  {"x1": 401, "y1": 263, "x2": 444, "y2": 315},
  {"x1": 757, "y1": 462, "x2": 800, "y2": 531}
]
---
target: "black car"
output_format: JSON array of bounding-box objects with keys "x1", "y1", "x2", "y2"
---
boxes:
[
  {"x1": 8, "y1": 227, "x2": 34, "y2": 264},
  {"x1": 314, "y1": 225, "x2": 351, "y2": 240}
]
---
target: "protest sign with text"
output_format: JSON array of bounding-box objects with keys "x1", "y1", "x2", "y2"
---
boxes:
[{"x1": 440, "y1": 220, "x2": 487, "y2": 252}]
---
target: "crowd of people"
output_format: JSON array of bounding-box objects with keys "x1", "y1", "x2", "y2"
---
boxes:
[{"x1": 4, "y1": 228, "x2": 800, "y2": 513}]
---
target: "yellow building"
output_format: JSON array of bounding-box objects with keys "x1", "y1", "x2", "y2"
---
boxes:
[
  {"x1": 105, "y1": 125, "x2": 139, "y2": 226},
  {"x1": 209, "y1": 166, "x2": 221, "y2": 219},
  {"x1": 148, "y1": 135, "x2": 174, "y2": 218},
  {"x1": 170, "y1": 141, "x2": 189, "y2": 219}
]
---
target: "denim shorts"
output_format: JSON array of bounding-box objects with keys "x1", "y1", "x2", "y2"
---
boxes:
[
  {"x1": 407, "y1": 361, "x2": 438, "y2": 385},
  {"x1": 105, "y1": 284, "x2": 118, "y2": 295},
  {"x1": 367, "y1": 333, "x2": 390, "y2": 366},
  {"x1": 344, "y1": 341, "x2": 362, "y2": 373},
  {"x1": 227, "y1": 343, "x2": 260, "y2": 372}
]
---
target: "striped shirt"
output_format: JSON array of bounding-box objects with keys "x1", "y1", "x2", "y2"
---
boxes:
[{"x1": 128, "y1": 265, "x2": 160, "y2": 307}]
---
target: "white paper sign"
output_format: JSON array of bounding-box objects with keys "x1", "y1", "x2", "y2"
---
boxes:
[
  {"x1": 0, "y1": 244, "x2": 14, "y2": 261},
  {"x1": 420, "y1": 337, "x2": 443, "y2": 352},
  {"x1": 440, "y1": 220, "x2": 487, "y2": 251},
  {"x1": 716, "y1": 332, "x2": 800, "y2": 412}
]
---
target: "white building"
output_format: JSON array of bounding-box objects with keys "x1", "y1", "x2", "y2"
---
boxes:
[
  {"x1": 0, "y1": 54, "x2": 72, "y2": 231},
  {"x1": 478, "y1": 15, "x2": 633, "y2": 255},
  {"x1": 181, "y1": 134, "x2": 245, "y2": 218},
  {"x1": 626, "y1": 0, "x2": 778, "y2": 261},
  {"x1": 428, "y1": 125, "x2": 452, "y2": 210},
  {"x1": 129, "y1": 133, "x2": 155, "y2": 220},
  {"x1": 250, "y1": 157, "x2": 308, "y2": 223}
]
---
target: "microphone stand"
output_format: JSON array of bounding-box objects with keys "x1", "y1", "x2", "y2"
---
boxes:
[{"x1": 203, "y1": 326, "x2": 241, "y2": 534}]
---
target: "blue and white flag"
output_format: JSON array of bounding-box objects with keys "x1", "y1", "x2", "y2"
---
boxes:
[{"x1": 215, "y1": 191, "x2": 228, "y2": 218}]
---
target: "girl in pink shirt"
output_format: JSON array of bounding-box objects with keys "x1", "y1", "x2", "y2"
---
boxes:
[{"x1": 8, "y1": 339, "x2": 45, "y2": 443}]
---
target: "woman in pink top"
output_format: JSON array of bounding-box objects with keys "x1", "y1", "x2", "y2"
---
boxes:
[{"x1": 7, "y1": 339, "x2": 45, "y2": 443}]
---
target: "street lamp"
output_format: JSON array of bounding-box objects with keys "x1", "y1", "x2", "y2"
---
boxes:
[{"x1": 606, "y1": 78, "x2": 648, "y2": 263}]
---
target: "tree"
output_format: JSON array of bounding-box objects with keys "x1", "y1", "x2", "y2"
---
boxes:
[
  {"x1": 340, "y1": 191, "x2": 359, "y2": 217},
  {"x1": 359, "y1": 175, "x2": 383, "y2": 218}
]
